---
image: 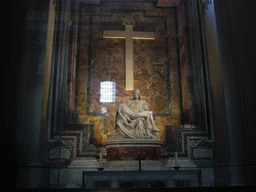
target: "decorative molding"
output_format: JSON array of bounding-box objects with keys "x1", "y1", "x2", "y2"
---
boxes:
[
  {"x1": 201, "y1": 0, "x2": 212, "y2": 10},
  {"x1": 122, "y1": 15, "x2": 136, "y2": 26},
  {"x1": 53, "y1": 0, "x2": 58, "y2": 6},
  {"x1": 47, "y1": 138, "x2": 74, "y2": 166},
  {"x1": 164, "y1": 125, "x2": 207, "y2": 156},
  {"x1": 189, "y1": 137, "x2": 214, "y2": 160},
  {"x1": 79, "y1": 0, "x2": 100, "y2": 4},
  {"x1": 50, "y1": 124, "x2": 100, "y2": 161},
  {"x1": 157, "y1": 0, "x2": 180, "y2": 7},
  {"x1": 200, "y1": 0, "x2": 213, "y2": 15},
  {"x1": 190, "y1": 138, "x2": 205, "y2": 148},
  {"x1": 193, "y1": 148, "x2": 213, "y2": 159}
]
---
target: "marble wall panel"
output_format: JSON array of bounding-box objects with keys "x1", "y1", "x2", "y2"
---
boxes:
[
  {"x1": 75, "y1": 2, "x2": 182, "y2": 145},
  {"x1": 107, "y1": 147, "x2": 162, "y2": 161}
]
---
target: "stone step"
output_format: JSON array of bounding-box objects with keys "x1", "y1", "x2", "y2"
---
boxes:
[
  {"x1": 68, "y1": 159, "x2": 99, "y2": 168},
  {"x1": 104, "y1": 160, "x2": 163, "y2": 168},
  {"x1": 103, "y1": 160, "x2": 171, "y2": 171},
  {"x1": 165, "y1": 158, "x2": 197, "y2": 169}
]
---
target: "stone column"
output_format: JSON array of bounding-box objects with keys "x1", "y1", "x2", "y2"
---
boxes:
[
  {"x1": 39, "y1": 0, "x2": 57, "y2": 163},
  {"x1": 51, "y1": 0, "x2": 71, "y2": 133},
  {"x1": 177, "y1": 0, "x2": 196, "y2": 125},
  {"x1": 66, "y1": 0, "x2": 79, "y2": 124},
  {"x1": 15, "y1": 0, "x2": 53, "y2": 188},
  {"x1": 213, "y1": 0, "x2": 255, "y2": 185},
  {"x1": 200, "y1": 0, "x2": 231, "y2": 185}
]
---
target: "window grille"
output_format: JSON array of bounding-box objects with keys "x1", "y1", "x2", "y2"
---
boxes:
[{"x1": 100, "y1": 81, "x2": 116, "y2": 103}]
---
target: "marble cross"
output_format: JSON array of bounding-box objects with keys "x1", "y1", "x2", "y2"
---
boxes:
[{"x1": 103, "y1": 25, "x2": 154, "y2": 90}]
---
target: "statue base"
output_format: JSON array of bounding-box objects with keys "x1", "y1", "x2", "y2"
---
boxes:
[{"x1": 103, "y1": 139, "x2": 164, "y2": 161}]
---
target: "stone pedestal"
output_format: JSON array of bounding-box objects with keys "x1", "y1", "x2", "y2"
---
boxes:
[{"x1": 104, "y1": 140, "x2": 164, "y2": 161}]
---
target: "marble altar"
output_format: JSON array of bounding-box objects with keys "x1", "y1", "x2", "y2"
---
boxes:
[{"x1": 83, "y1": 170, "x2": 201, "y2": 188}]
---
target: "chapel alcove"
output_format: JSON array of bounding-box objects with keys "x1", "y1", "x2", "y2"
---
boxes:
[
  {"x1": 47, "y1": 0, "x2": 213, "y2": 168},
  {"x1": 12, "y1": 0, "x2": 256, "y2": 188}
]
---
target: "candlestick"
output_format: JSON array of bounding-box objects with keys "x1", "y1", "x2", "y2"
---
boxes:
[
  {"x1": 99, "y1": 151, "x2": 103, "y2": 167},
  {"x1": 175, "y1": 151, "x2": 178, "y2": 167},
  {"x1": 139, "y1": 156, "x2": 142, "y2": 171}
]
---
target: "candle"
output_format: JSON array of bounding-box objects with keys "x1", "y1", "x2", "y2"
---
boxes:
[
  {"x1": 99, "y1": 152, "x2": 103, "y2": 167},
  {"x1": 175, "y1": 151, "x2": 178, "y2": 167}
]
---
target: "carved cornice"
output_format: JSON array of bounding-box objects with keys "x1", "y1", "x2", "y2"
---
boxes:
[
  {"x1": 79, "y1": 0, "x2": 100, "y2": 4},
  {"x1": 202, "y1": 0, "x2": 213, "y2": 10},
  {"x1": 157, "y1": 0, "x2": 180, "y2": 7},
  {"x1": 122, "y1": 15, "x2": 136, "y2": 26},
  {"x1": 200, "y1": 0, "x2": 213, "y2": 12},
  {"x1": 53, "y1": 0, "x2": 58, "y2": 7},
  {"x1": 190, "y1": 138, "x2": 206, "y2": 148}
]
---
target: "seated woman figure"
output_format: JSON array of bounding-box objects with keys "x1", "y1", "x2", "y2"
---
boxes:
[{"x1": 113, "y1": 89, "x2": 160, "y2": 139}]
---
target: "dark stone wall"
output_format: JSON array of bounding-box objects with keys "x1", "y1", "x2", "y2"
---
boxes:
[{"x1": 214, "y1": 0, "x2": 256, "y2": 186}]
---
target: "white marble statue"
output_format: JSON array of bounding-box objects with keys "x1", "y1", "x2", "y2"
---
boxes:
[{"x1": 110, "y1": 89, "x2": 160, "y2": 140}]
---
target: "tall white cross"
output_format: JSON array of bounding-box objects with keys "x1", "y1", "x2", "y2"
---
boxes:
[{"x1": 103, "y1": 25, "x2": 154, "y2": 90}]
